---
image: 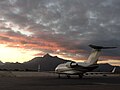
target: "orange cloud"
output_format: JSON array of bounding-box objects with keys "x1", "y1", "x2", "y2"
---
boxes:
[
  {"x1": 1, "y1": 31, "x2": 118, "y2": 63},
  {"x1": 1, "y1": 30, "x2": 120, "y2": 63},
  {"x1": 0, "y1": 31, "x2": 67, "y2": 53}
]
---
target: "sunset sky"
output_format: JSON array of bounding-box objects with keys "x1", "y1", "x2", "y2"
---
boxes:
[{"x1": 0, "y1": 0, "x2": 120, "y2": 66}]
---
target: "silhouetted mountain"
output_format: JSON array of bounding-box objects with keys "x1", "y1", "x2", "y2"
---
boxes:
[
  {"x1": 94, "y1": 63, "x2": 114, "y2": 72},
  {"x1": 0, "y1": 62, "x2": 24, "y2": 71},
  {"x1": 0, "y1": 54, "x2": 119, "y2": 73},
  {"x1": 115, "y1": 66, "x2": 120, "y2": 73},
  {"x1": 94, "y1": 63, "x2": 120, "y2": 73},
  {"x1": 0, "y1": 54, "x2": 69, "y2": 71},
  {"x1": 0, "y1": 61, "x2": 4, "y2": 65},
  {"x1": 23, "y1": 54, "x2": 69, "y2": 71}
]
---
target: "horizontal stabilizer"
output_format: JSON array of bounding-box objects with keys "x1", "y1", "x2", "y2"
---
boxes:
[{"x1": 89, "y1": 44, "x2": 117, "y2": 49}]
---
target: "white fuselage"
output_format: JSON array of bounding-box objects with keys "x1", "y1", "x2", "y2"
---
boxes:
[
  {"x1": 55, "y1": 45, "x2": 116, "y2": 77},
  {"x1": 55, "y1": 49, "x2": 101, "y2": 75},
  {"x1": 55, "y1": 63, "x2": 82, "y2": 74}
]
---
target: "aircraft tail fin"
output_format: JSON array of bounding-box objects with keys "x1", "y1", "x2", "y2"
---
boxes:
[
  {"x1": 89, "y1": 44, "x2": 117, "y2": 50},
  {"x1": 85, "y1": 45, "x2": 117, "y2": 65}
]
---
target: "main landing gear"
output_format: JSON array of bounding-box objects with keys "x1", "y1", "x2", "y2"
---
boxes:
[
  {"x1": 58, "y1": 74, "x2": 71, "y2": 78},
  {"x1": 67, "y1": 74, "x2": 71, "y2": 79},
  {"x1": 78, "y1": 74, "x2": 83, "y2": 79},
  {"x1": 58, "y1": 74, "x2": 83, "y2": 79}
]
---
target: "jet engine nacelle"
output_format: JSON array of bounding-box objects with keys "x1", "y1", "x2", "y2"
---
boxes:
[{"x1": 65, "y1": 62, "x2": 78, "y2": 68}]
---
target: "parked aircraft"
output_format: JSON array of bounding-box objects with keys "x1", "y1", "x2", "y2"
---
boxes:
[
  {"x1": 55, "y1": 44, "x2": 116, "y2": 78},
  {"x1": 84, "y1": 67, "x2": 116, "y2": 76}
]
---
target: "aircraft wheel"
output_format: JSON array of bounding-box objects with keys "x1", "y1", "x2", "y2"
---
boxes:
[
  {"x1": 67, "y1": 75, "x2": 71, "y2": 79},
  {"x1": 58, "y1": 74, "x2": 60, "y2": 78},
  {"x1": 78, "y1": 74, "x2": 83, "y2": 79}
]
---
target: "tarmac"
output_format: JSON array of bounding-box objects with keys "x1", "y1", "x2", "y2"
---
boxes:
[{"x1": 0, "y1": 71, "x2": 120, "y2": 90}]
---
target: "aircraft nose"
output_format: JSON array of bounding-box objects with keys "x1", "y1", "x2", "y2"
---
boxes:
[
  {"x1": 55, "y1": 66, "x2": 61, "y2": 73},
  {"x1": 55, "y1": 67, "x2": 59, "y2": 72}
]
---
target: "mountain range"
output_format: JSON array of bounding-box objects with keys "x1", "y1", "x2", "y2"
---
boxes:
[
  {"x1": 0, "y1": 54, "x2": 119, "y2": 73},
  {"x1": 0, "y1": 54, "x2": 68, "y2": 71}
]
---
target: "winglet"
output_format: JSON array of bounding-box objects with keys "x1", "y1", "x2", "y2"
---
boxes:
[{"x1": 112, "y1": 67, "x2": 116, "y2": 73}]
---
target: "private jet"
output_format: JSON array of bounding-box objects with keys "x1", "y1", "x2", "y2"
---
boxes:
[
  {"x1": 55, "y1": 44, "x2": 117, "y2": 78},
  {"x1": 84, "y1": 67, "x2": 116, "y2": 77}
]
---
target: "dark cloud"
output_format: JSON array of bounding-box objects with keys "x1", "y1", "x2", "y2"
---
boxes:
[{"x1": 0, "y1": 0, "x2": 120, "y2": 60}]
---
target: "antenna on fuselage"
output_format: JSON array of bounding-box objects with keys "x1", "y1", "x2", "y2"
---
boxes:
[{"x1": 38, "y1": 64, "x2": 41, "y2": 72}]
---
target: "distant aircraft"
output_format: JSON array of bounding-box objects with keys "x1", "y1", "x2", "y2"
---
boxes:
[
  {"x1": 55, "y1": 44, "x2": 117, "y2": 78},
  {"x1": 84, "y1": 67, "x2": 116, "y2": 77}
]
